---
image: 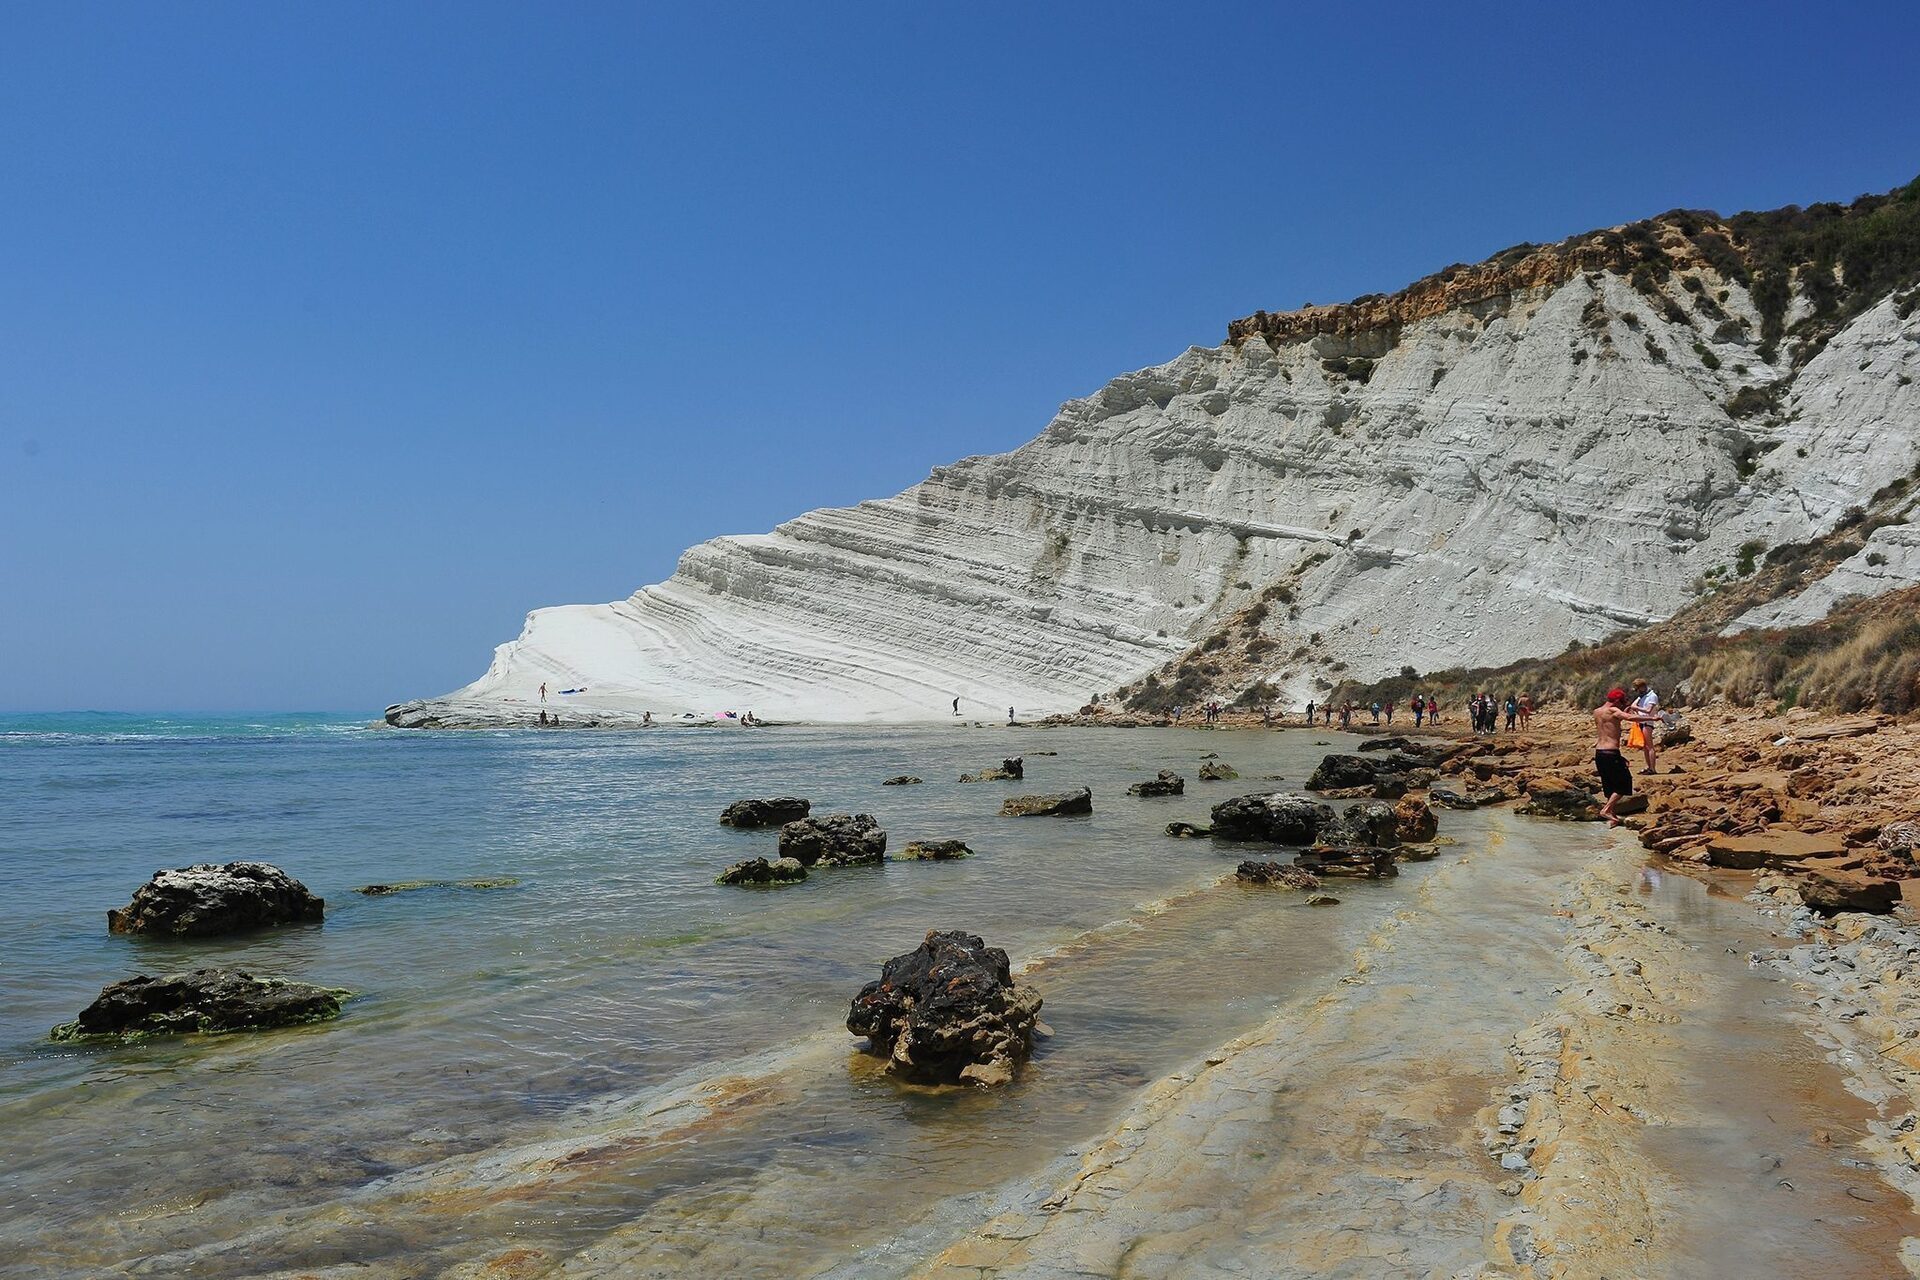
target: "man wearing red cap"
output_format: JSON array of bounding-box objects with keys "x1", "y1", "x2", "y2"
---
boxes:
[{"x1": 1593, "y1": 687, "x2": 1664, "y2": 826}]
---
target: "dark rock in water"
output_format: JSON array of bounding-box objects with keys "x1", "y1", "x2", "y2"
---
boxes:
[
  {"x1": 1200, "y1": 752, "x2": 1219, "y2": 759},
  {"x1": 894, "y1": 840, "x2": 973, "y2": 861},
  {"x1": 108, "y1": 862, "x2": 323, "y2": 938},
  {"x1": 1298, "y1": 848, "x2": 1399, "y2": 879},
  {"x1": 847, "y1": 929, "x2": 1042, "y2": 1086},
  {"x1": 720, "y1": 797, "x2": 811, "y2": 828},
  {"x1": 1397, "y1": 843, "x2": 1440, "y2": 862},
  {"x1": 1799, "y1": 872, "x2": 1898, "y2": 916},
  {"x1": 1429, "y1": 786, "x2": 1478, "y2": 811},
  {"x1": 717, "y1": 856, "x2": 808, "y2": 886},
  {"x1": 1235, "y1": 861, "x2": 1321, "y2": 890},
  {"x1": 882, "y1": 775, "x2": 923, "y2": 786},
  {"x1": 355, "y1": 877, "x2": 519, "y2": 896},
  {"x1": 1305, "y1": 894, "x2": 1341, "y2": 907},
  {"x1": 1468, "y1": 784, "x2": 1515, "y2": 806},
  {"x1": 1211, "y1": 794, "x2": 1334, "y2": 845},
  {"x1": 960, "y1": 757, "x2": 1024, "y2": 783},
  {"x1": 1165, "y1": 821, "x2": 1212, "y2": 838},
  {"x1": 51, "y1": 969, "x2": 348, "y2": 1040},
  {"x1": 1000, "y1": 788, "x2": 1092, "y2": 817},
  {"x1": 1307, "y1": 753, "x2": 1405, "y2": 791},
  {"x1": 1197, "y1": 761, "x2": 1239, "y2": 781},
  {"x1": 1358, "y1": 736, "x2": 1415, "y2": 754},
  {"x1": 1394, "y1": 796, "x2": 1439, "y2": 843},
  {"x1": 1128, "y1": 770, "x2": 1185, "y2": 797},
  {"x1": 1327, "y1": 801, "x2": 1401, "y2": 848},
  {"x1": 779, "y1": 814, "x2": 887, "y2": 866}
]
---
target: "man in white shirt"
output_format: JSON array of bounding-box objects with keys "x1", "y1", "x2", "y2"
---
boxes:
[{"x1": 1628, "y1": 678, "x2": 1661, "y2": 774}]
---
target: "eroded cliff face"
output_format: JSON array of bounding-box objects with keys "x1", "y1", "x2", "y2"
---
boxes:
[{"x1": 395, "y1": 198, "x2": 1920, "y2": 725}]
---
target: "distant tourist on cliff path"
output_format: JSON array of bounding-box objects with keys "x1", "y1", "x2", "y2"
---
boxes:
[
  {"x1": 1306, "y1": 700, "x2": 1316, "y2": 725},
  {"x1": 1008, "y1": 706, "x2": 1015, "y2": 724},
  {"x1": 1412, "y1": 698, "x2": 1424, "y2": 728},
  {"x1": 1594, "y1": 688, "x2": 1664, "y2": 827},
  {"x1": 952, "y1": 697, "x2": 960, "y2": 716},
  {"x1": 1518, "y1": 695, "x2": 1532, "y2": 730},
  {"x1": 539, "y1": 682, "x2": 547, "y2": 703},
  {"x1": 1504, "y1": 694, "x2": 1518, "y2": 732},
  {"x1": 1426, "y1": 694, "x2": 1439, "y2": 724}
]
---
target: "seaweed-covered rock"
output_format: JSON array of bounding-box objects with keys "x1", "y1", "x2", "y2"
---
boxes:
[
  {"x1": 894, "y1": 840, "x2": 973, "y2": 861},
  {"x1": 51, "y1": 969, "x2": 348, "y2": 1040},
  {"x1": 882, "y1": 775, "x2": 923, "y2": 786},
  {"x1": 1394, "y1": 796, "x2": 1439, "y2": 843},
  {"x1": 1197, "y1": 761, "x2": 1239, "y2": 781},
  {"x1": 355, "y1": 877, "x2": 519, "y2": 896},
  {"x1": 847, "y1": 930, "x2": 1042, "y2": 1086},
  {"x1": 1210, "y1": 794, "x2": 1333, "y2": 844},
  {"x1": 1000, "y1": 788, "x2": 1092, "y2": 817},
  {"x1": 1128, "y1": 770, "x2": 1185, "y2": 797},
  {"x1": 717, "y1": 856, "x2": 808, "y2": 886},
  {"x1": 1235, "y1": 861, "x2": 1321, "y2": 890},
  {"x1": 719, "y1": 797, "x2": 811, "y2": 828},
  {"x1": 960, "y1": 758, "x2": 1024, "y2": 783},
  {"x1": 107, "y1": 862, "x2": 324, "y2": 938},
  {"x1": 778, "y1": 814, "x2": 887, "y2": 866},
  {"x1": 1165, "y1": 821, "x2": 1212, "y2": 838}
]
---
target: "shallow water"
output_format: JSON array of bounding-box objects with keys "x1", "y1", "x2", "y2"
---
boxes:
[
  {"x1": 0, "y1": 716, "x2": 1393, "y2": 1276},
  {"x1": 3, "y1": 717, "x2": 1913, "y2": 1277}
]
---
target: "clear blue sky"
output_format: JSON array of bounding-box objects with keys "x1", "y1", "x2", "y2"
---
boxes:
[{"x1": 3, "y1": 2, "x2": 1917, "y2": 712}]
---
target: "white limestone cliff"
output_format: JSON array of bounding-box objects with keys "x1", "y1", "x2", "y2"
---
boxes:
[{"x1": 390, "y1": 238, "x2": 1920, "y2": 727}]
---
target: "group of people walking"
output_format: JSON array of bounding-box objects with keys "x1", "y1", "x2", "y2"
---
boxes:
[
  {"x1": 1304, "y1": 695, "x2": 1446, "y2": 729},
  {"x1": 1467, "y1": 692, "x2": 1531, "y2": 734}
]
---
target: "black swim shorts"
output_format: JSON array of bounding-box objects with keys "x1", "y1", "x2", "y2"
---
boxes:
[{"x1": 1594, "y1": 749, "x2": 1633, "y2": 798}]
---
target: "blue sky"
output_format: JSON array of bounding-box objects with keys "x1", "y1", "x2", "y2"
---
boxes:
[{"x1": 3, "y1": 2, "x2": 1917, "y2": 712}]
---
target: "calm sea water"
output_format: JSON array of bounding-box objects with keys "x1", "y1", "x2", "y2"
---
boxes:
[{"x1": 0, "y1": 713, "x2": 1426, "y2": 1276}]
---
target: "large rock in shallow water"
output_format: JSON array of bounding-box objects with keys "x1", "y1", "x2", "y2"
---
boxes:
[
  {"x1": 1394, "y1": 796, "x2": 1439, "y2": 843},
  {"x1": 51, "y1": 969, "x2": 348, "y2": 1040},
  {"x1": 1325, "y1": 800, "x2": 1401, "y2": 848},
  {"x1": 719, "y1": 797, "x2": 811, "y2": 828},
  {"x1": 893, "y1": 839, "x2": 973, "y2": 861},
  {"x1": 1000, "y1": 788, "x2": 1092, "y2": 817},
  {"x1": 847, "y1": 930, "x2": 1042, "y2": 1086},
  {"x1": 1210, "y1": 793, "x2": 1333, "y2": 844},
  {"x1": 717, "y1": 856, "x2": 807, "y2": 886},
  {"x1": 778, "y1": 814, "x2": 887, "y2": 866},
  {"x1": 108, "y1": 862, "x2": 323, "y2": 938},
  {"x1": 1128, "y1": 770, "x2": 1185, "y2": 797}
]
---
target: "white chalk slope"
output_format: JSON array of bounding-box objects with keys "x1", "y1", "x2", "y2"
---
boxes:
[{"x1": 406, "y1": 271, "x2": 1920, "y2": 724}]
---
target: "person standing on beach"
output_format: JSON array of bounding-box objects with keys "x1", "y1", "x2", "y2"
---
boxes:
[
  {"x1": 1628, "y1": 678, "x2": 1661, "y2": 774},
  {"x1": 1593, "y1": 688, "x2": 1664, "y2": 827},
  {"x1": 1412, "y1": 698, "x2": 1424, "y2": 728},
  {"x1": 952, "y1": 697, "x2": 960, "y2": 716},
  {"x1": 1306, "y1": 699, "x2": 1316, "y2": 725},
  {"x1": 1504, "y1": 694, "x2": 1518, "y2": 732},
  {"x1": 1385, "y1": 699, "x2": 1396, "y2": 725},
  {"x1": 539, "y1": 682, "x2": 547, "y2": 703},
  {"x1": 1518, "y1": 694, "x2": 1533, "y2": 730},
  {"x1": 1428, "y1": 694, "x2": 1439, "y2": 724}
]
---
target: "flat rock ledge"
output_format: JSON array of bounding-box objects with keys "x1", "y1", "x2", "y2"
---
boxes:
[
  {"x1": 779, "y1": 813, "x2": 887, "y2": 866},
  {"x1": 847, "y1": 930, "x2": 1042, "y2": 1087},
  {"x1": 717, "y1": 856, "x2": 807, "y2": 886},
  {"x1": 108, "y1": 862, "x2": 323, "y2": 938},
  {"x1": 1235, "y1": 862, "x2": 1321, "y2": 890},
  {"x1": 52, "y1": 969, "x2": 349, "y2": 1041},
  {"x1": 719, "y1": 797, "x2": 811, "y2": 828},
  {"x1": 893, "y1": 840, "x2": 973, "y2": 861},
  {"x1": 1000, "y1": 788, "x2": 1092, "y2": 817}
]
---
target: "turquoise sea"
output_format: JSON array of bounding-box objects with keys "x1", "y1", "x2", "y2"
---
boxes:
[{"x1": 0, "y1": 712, "x2": 1419, "y2": 1276}]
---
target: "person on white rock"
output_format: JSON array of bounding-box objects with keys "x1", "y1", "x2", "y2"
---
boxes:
[
  {"x1": 1008, "y1": 706, "x2": 1015, "y2": 724},
  {"x1": 952, "y1": 697, "x2": 960, "y2": 716},
  {"x1": 539, "y1": 682, "x2": 547, "y2": 703}
]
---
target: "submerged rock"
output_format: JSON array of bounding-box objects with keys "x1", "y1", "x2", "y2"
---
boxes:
[
  {"x1": 882, "y1": 775, "x2": 923, "y2": 786},
  {"x1": 717, "y1": 856, "x2": 808, "y2": 886},
  {"x1": 719, "y1": 797, "x2": 812, "y2": 828},
  {"x1": 107, "y1": 862, "x2": 324, "y2": 938},
  {"x1": 1128, "y1": 770, "x2": 1186, "y2": 797},
  {"x1": 1000, "y1": 788, "x2": 1092, "y2": 817},
  {"x1": 1429, "y1": 786, "x2": 1478, "y2": 810},
  {"x1": 1298, "y1": 848, "x2": 1399, "y2": 879},
  {"x1": 1211, "y1": 794, "x2": 1334, "y2": 845},
  {"x1": 1197, "y1": 761, "x2": 1239, "y2": 781},
  {"x1": 1235, "y1": 861, "x2": 1321, "y2": 890},
  {"x1": 960, "y1": 757, "x2": 1024, "y2": 783},
  {"x1": 1165, "y1": 821, "x2": 1212, "y2": 838},
  {"x1": 894, "y1": 840, "x2": 973, "y2": 861},
  {"x1": 354, "y1": 877, "x2": 519, "y2": 896},
  {"x1": 51, "y1": 969, "x2": 348, "y2": 1040},
  {"x1": 778, "y1": 814, "x2": 887, "y2": 866},
  {"x1": 847, "y1": 930, "x2": 1042, "y2": 1086}
]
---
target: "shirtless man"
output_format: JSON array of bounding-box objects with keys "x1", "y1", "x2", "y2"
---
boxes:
[{"x1": 1594, "y1": 687, "x2": 1664, "y2": 826}]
